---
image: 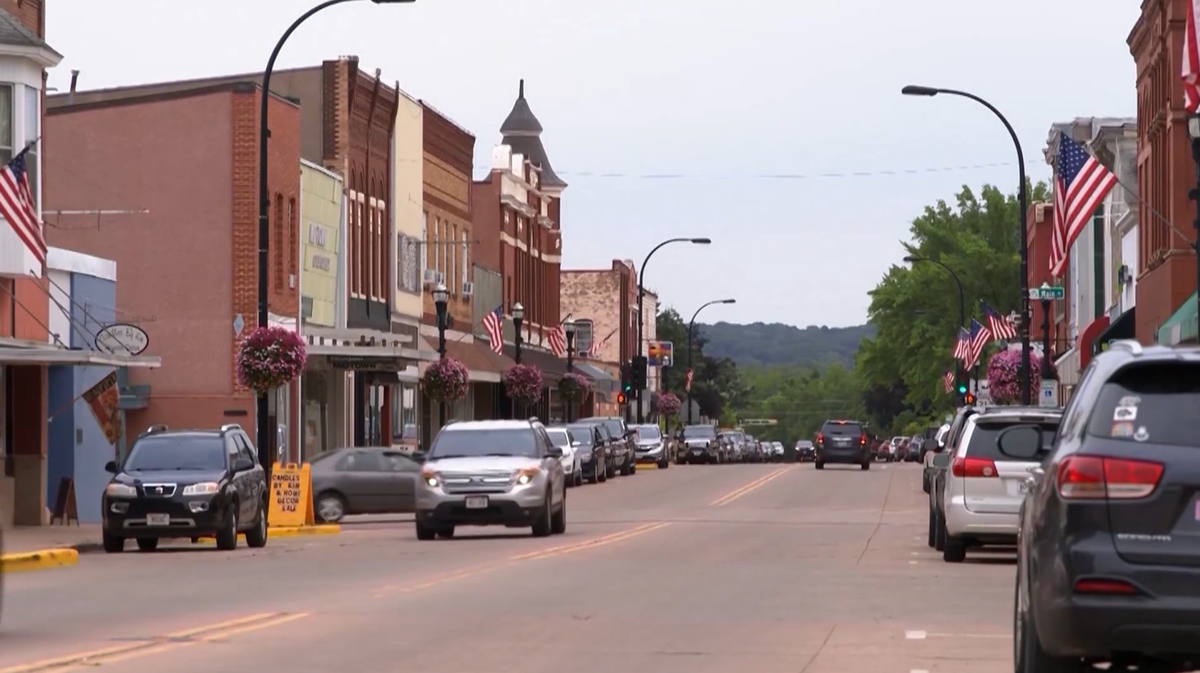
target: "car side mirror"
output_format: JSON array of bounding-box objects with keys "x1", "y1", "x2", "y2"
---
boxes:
[
  {"x1": 546, "y1": 446, "x2": 564, "y2": 458},
  {"x1": 234, "y1": 457, "x2": 255, "y2": 472},
  {"x1": 104, "y1": 460, "x2": 119, "y2": 473},
  {"x1": 924, "y1": 439, "x2": 939, "y2": 454},
  {"x1": 932, "y1": 454, "x2": 951, "y2": 468},
  {"x1": 411, "y1": 451, "x2": 427, "y2": 463},
  {"x1": 571, "y1": 441, "x2": 581, "y2": 447},
  {"x1": 997, "y1": 425, "x2": 1045, "y2": 460}
]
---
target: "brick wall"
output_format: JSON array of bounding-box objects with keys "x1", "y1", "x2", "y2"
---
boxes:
[
  {"x1": 471, "y1": 179, "x2": 501, "y2": 272},
  {"x1": 0, "y1": 0, "x2": 42, "y2": 36},
  {"x1": 560, "y1": 264, "x2": 639, "y2": 365},
  {"x1": 421, "y1": 104, "x2": 475, "y2": 330}
]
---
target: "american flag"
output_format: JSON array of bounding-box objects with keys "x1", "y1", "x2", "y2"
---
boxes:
[
  {"x1": 588, "y1": 327, "x2": 617, "y2": 358},
  {"x1": 953, "y1": 327, "x2": 971, "y2": 363},
  {"x1": 943, "y1": 371, "x2": 955, "y2": 394},
  {"x1": 684, "y1": 368, "x2": 693, "y2": 392},
  {"x1": 0, "y1": 147, "x2": 45, "y2": 269},
  {"x1": 980, "y1": 301, "x2": 1017, "y2": 341},
  {"x1": 481, "y1": 304, "x2": 504, "y2": 354},
  {"x1": 547, "y1": 325, "x2": 566, "y2": 357},
  {"x1": 966, "y1": 319, "x2": 991, "y2": 371},
  {"x1": 1184, "y1": 0, "x2": 1200, "y2": 112},
  {"x1": 1049, "y1": 133, "x2": 1118, "y2": 278}
]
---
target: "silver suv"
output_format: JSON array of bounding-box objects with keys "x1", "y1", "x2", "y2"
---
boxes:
[{"x1": 414, "y1": 419, "x2": 568, "y2": 540}]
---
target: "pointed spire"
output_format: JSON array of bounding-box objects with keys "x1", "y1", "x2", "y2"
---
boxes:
[
  {"x1": 499, "y1": 78, "x2": 566, "y2": 189},
  {"x1": 519, "y1": 78, "x2": 524, "y2": 98},
  {"x1": 500, "y1": 78, "x2": 542, "y2": 136}
]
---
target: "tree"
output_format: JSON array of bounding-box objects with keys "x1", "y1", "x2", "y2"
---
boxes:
[
  {"x1": 855, "y1": 182, "x2": 1048, "y2": 418},
  {"x1": 655, "y1": 307, "x2": 746, "y2": 421},
  {"x1": 736, "y1": 363, "x2": 864, "y2": 442}
]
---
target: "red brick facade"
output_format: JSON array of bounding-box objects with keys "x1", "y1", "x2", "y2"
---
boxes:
[
  {"x1": 420, "y1": 103, "x2": 475, "y2": 329},
  {"x1": 1025, "y1": 202, "x2": 1071, "y2": 356},
  {"x1": 1129, "y1": 0, "x2": 1199, "y2": 343}
]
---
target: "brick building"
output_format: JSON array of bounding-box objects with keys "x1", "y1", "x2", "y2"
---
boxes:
[
  {"x1": 559, "y1": 260, "x2": 641, "y2": 417},
  {"x1": 1129, "y1": 0, "x2": 1199, "y2": 345},
  {"x1": 44, "y1": 81, "x2": 301, "y2": 459}
]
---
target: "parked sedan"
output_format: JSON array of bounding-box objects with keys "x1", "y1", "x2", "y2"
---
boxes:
[
  {"x1": 795, "y1": 440, "x2": 815, "y2": 462},
  {"x1": 546, "y1": 425, "x2": 584, "y2": 486},
  {"x1": 311, "y1": 447, "x2": 424, "y2": 523},
  {"x1": 567, "y1": 423, "x2": 610, "y2": 483}
]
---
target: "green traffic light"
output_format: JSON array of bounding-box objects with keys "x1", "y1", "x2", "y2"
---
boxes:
[{"x1": 957, "y1": 384, "x2": 967, "y2": 394}]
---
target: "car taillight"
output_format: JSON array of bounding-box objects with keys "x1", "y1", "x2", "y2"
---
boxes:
[
  {"x1": 1073, "y1": 578, "x2": 1137, "y2": 595},
  {"x1": 859, "y1": 434, "x2": 867, "y2": 445},
  {"x1": 815, "y1": 433, "x2": 824, "y2": 445},
  {"x1": 951, "y1": 456, "x2": 997, "y2": 478},
  {"x1": 1056, "y1": 455, "x2": 1163, "y2": 500}
]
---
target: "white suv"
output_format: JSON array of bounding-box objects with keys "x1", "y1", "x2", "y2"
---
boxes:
[
  {"x1": 414, "y1": 420, "x2": 568, "y2": 540},
  {"x1": 939, "y1": 407, "x2": 1061, "y2": 562}
]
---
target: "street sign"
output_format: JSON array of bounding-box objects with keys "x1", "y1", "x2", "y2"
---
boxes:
[
  {"x1": 741, "y1": 419, "x2": 777, "y2": 426},
  {"x1": 1029, "y1": 285, "x2": 1065, "y2": 301},
  {"x1": 1039, "y1": 380, "x2": 1059, "y2": 408}
]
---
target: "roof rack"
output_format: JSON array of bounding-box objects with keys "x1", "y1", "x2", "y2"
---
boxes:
[
  {"x1": 143, "y1": 424, "x2": 169, "y2": 435},
  {"x1": 1109, "y1": 339, "x2": 1142, "y2": 355},
  {"x1": 220, "y1": 423, "x2": 243, "y2": 433}
]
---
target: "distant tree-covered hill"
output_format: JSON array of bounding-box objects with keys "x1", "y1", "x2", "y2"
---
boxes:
[{"x1": 696, "y1": 322, "x2": 875, "y2": 368}]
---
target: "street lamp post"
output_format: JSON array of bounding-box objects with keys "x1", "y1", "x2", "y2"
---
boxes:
[
  {"x1": 563, "y1": 318, "x2": 576, "y2": 423},
  {"x1": 902, "y1": 85, "x2": 1033, "y2": 405},
  {"x1": 636, "y1": 237, "x2": 711, "y2": 424},
  {"x1": 904, "y1": 255, "x2": 966, "y2": 396},
  {"x1": 686, "y1": 298, "x2": 736, "y2": 425},
  {"x1": 256, "y1": 0, "x2": 414, "y2": 469},
  {"x1": 1187, "y1": 114, "x2": 1200, "y2": 326},
  {"x1": 433, "y1": 283, "x2": 449, "y2": 427},
  {"x1": 512, "y1": 302, "x2": 524, "y2": 365}
]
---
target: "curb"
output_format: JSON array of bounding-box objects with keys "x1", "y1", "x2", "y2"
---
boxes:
[
  {"x1": 192, "y1": 524, "x2": 341, "y2": 545},
  {"x1": 0, "y1": 548, "x2": 80, "y2": 573}
]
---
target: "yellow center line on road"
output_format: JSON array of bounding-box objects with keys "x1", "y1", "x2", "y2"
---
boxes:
[
  {"x1": 0, "y1": 612, "x2": 309, "y2": 673},
  {"x1": 709, "y1": 466, "x2": 794, "y2": 507}
]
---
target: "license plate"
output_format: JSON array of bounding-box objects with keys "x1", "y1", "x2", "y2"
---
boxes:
[
  {"x1": 692, "y1": 450, "x2": 703, "y2": 454},
  {"x1": 146, "y1": 513, "x2": 169, "y2": 526},
  {"x1": 464, "y1": 496, "x2": 488, "y2": 509}
]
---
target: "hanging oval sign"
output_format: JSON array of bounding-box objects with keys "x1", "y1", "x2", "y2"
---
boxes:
[{"x1": 94, "y1": 323, "x2": 150, "y2": 356}]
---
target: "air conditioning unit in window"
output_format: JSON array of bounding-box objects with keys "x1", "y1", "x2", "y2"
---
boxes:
[
  {"x1": 435, "y1": 272, "x2": 446, "y2": 285},
  {"x1": 461, "y1": 281, "x2": 474, "y2": 297},
  {"x1": 422, "y1": 268, "x2": 438, "y2": 287}
]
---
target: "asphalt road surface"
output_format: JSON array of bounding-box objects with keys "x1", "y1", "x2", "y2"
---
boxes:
[{"x1": 1, "y1": 462, "x2": 1015, "y2": 673}]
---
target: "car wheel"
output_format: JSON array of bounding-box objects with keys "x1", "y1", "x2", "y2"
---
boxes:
[
  {"x1": 102, "y1": 531, "x2": 125, "y2": 553},
  {"x1": 315, "y1": 491, "x2": 346, "y2": 523},
  {"x1": 575, "y1": 467, "x2": 583, "y2": 487},
  {"x1": 922, "y1": 474, "x2": 931, "y2": 493},
  {"x1": 532, "y1": 493, "x2": 553, "y2": 537},
  {"x1": 927, "y1": 509, "x2": 937, "y2": 548},
  {"x1": 934, "y1": 510, "x2": 946, "y2": 551},
  {"x1": 1015, "y1": 567, "x2": 1081, "y2": 672},
  {"x1": 943, "y1": 533, "x2": 966, "y2": 563},
  {"x1": 436, "y1": 527, "x2": 455, "y2": 539},
  {"x1": 414, "y1": 519, "x2": 436, "y2": 541},
  {"x1": 246, "y1": 498, "x2": 268, "y2": 548},
  {"x1": 598, "y1": 463, "x2": 608, "y2": 482},
  {"x1": 135, "y1": 537, "x2": 159, "y2": 552},
  {"x1": 550, "y1": 489, "x2": 567, "y2": 535},
  {"x1": 629, "y1": 460, "x2": 637, "y2": 474},
  {"x1": 215, "y1": 504, "x2": 239, "y2": 551},
  {"x1": 815, "y1": 461, "x2": 824, "y2": 470},
  {"x1": 658, "y1": 456, "x2": 669, "y2": 469},
  {"x1": 861, "y1": 461, "x2": 870, "y2": 471}
]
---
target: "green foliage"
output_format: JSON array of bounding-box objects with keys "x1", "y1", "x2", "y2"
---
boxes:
[
  {"x1": 698, "y1": 322, "x2": 873, "y2": 368},
  {"x1": 656, "y1": 307, "x2": 749, "y2": 421},
  {"x1": 735, "y1": 363, "x2": 866, "y2": 442},
  {"x1": 855, "y1": 182, "x2": 1048, "y2": 422}
]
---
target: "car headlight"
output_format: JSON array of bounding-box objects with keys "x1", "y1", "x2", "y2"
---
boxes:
[
  {"x1": 105, "y1": 483, "x2": 136, "y2": 497},
  {"x1": 514, "y1": 467, "x2": 540, "y2": 485},
  {"x1": 420, "y1": 468, "x2": 440, "y2": 487},
  {"x1": 182, "y1": 482, "x2": 219, "y2": 496}
]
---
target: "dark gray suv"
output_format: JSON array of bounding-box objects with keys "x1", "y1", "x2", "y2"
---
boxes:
[{"x1": 814, "y1": 420, "x2": 870, "y2": 470}]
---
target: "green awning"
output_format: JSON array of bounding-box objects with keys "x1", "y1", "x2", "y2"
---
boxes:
[{"x1": 1156, "y1": 291, "x2": 1198, "y2": 345}]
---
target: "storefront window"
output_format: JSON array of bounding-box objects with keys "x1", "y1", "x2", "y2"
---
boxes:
[
  {"x1": 302, "y1": 372, "x2": 329, "y2": 460},
  {"x1": 391, "y1": 382, "x2": 418, "y2": 446}
]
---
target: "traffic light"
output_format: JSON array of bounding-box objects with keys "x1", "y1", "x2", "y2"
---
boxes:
[
  {"x1": 964, "y1": 392, "x2": 976, "y2": 405},
  {"x1": 631, "y1": 355, "x2": 648, "y2": 391},
  {"x1": 617, "y1": 392, "x2": 627, "y2": 405},
  {"x1": 620, "y1": 363, "x2": 632, "y2": 395}
]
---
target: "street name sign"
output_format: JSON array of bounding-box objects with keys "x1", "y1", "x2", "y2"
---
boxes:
[{"x1": 1029, "y1": 285, "x2": 1065, "y2": 301}]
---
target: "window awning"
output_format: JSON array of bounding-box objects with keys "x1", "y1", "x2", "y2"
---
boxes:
[
  {"x1": 1092, "y1": 307, "x2": 1136, "y2": 355},
  {"x1": 0, "y1": 345, "x2": 161, "y2": 368},
  {"x1": 1156, "y1": 291, "x2": 1198, "y2": 345},
  {"x1": 444, "y1": 337, "x2": 516, "y2": 383},
  {"x1": 503, "y1": 345, "x2": 568, "y2": 383},
  {"x1": 573, "y1": 361, "x2": 617, "y2": 393}
]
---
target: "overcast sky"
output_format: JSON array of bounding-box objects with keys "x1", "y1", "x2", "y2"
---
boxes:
[{"x1": 46, "y1": 0, "x2": 1139, "y2": 328}]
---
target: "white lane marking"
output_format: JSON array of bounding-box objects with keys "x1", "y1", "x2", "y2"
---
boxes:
[
  {"x1": 908, "y1": 560, "x2": 918, "y2": 564},
  {"x1": 924, "y1": 632, "x2": 1008, "y2": 639},
  {"x1": 910, "y1": 551, "x2": 919, "y2": 555},
  {"x1": 911, "y1": 669, "x2": 930, "y2": 673},
  {"x1": 906, "y1": 630, "x2": 927, "y2": 640}
]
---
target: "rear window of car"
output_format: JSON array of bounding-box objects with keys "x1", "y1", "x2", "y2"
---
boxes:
[
  {"x1": 964, "y1": 420, "x2": 1060, "y2": 461},
  {"x1": 546, "y1": 429, "x2": 570, "y2": 447},
  {"x1": 1086, "y1": 363, "x2": 1200, "y2": 447},
  {"x1": 822, "y1": 422, "x2": 862, "y2": 436}
]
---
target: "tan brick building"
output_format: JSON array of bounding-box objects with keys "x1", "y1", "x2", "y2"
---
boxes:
[{"x1": 560, "y1": 260, "x2": 642, "y2": 417}]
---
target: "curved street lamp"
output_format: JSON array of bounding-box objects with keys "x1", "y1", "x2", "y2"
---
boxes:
[
  {"x1": 255, "y1": 0, "x2": 415, "y2": 469},
  {"x1": 686, "y1": 298, "x2": 735, "y2": 425},
  {"x1": 901, "y1": 84, "x2": 1033, "y2": 404},
  {"x1": 634, "y1": 237, "x2": 711, "y2": 423},
  {"x1": 904, "y1": 255, "x2": 966, "y2": 394}
]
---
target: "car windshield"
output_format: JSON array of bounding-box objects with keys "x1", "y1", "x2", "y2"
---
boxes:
[
  {"x1": 796, "y1": 441, "x2": 813, "y2": 448},
  {"x1": 721, "y1": 431, "x2": 745, "y2": 442},
  {"x1": 822, "y1": 422, "x2": 862, "y2": 436},
  {"x1": 635, "y1": 426, "x2": 661, "y2": 441},
  {"x1": 683, "y1": 426, "x2": 716, "y2": 439},
  {"x1": 1086, "y1": 363, "x2": 1200, "y2": 447},
  {"x1": 967, "y1": 420, "x2": 1060, "y2": 460},
  {"x1": 428, "y1": 428, "x2": 538, "y2": 459},
  {"x1": 546, "y1": 429, "x2": 571, "y2": 447},
  {"x1": 124, "y1": 435, "x2": 227, "y2": 471},
  {"x1": 567, "y1": 426, "x2": 595, "y2": 445}
]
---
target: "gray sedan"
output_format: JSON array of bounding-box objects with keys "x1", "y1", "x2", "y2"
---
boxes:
[{"x1": 310, "y1": 448, "x2": 423, "y2": 523}]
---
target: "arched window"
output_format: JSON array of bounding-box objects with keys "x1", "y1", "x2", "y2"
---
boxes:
[{"x1": 574, "y1": 319, "x2": 594, "y2": 356}]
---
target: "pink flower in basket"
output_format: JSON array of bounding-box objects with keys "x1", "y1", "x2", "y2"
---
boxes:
[
  {"x1": 236, "y1": 326, "x2": 307, "y2": 394},
  {"x1": 656, "y1": 392, "x2": 681, "y2": 417},
  {"x1": 422, "y1": 357, "x2": 470, "y2": 402},
  {"x1": 503, "y1": 364, "x2": 544, "y2": 405},
  {"x1": 986, "y1": 348, "x2": 1042, "y2": 405},
  {"x1": 557, "y1": 372, "x2": 591, "y2": 402}
]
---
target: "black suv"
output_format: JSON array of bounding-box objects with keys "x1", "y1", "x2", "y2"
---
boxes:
[
  {"x1": 577, "y1": 416, "x2": 637, "y2": 475},
  {"x1": 101, "y1": 424, "x2": 269, "y2": 552},
  {"x1": 814, "y1": 419, "x2": 870, "y2": 470},
  {"x1": 1002, "y1": 341, "x2": 1200, "y2": 672}
]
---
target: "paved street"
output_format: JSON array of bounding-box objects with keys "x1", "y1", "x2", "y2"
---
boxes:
[{"x1": 1, "y1": 463, "x2": 1014, "y2": 673}]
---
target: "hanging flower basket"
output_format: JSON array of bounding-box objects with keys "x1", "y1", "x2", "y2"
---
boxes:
[
  {"x1": 557, "y1": 372, "x2": 591, "y2": 402},
  {"x1": 986, "y1": 348, "x2": 1042, "y2": 405},
  {"x1": 656, "y1": 392, "x2": 681, "y2": 417},
  {"x1": 422, "y1": 357, "x2": 470, "y2": 402},
  {"x1": 503, "y1": 364, "x2": 544, "y2": 406},
  {"x1": 236, "y1": 326, "x2": 307, "y2": 394}
]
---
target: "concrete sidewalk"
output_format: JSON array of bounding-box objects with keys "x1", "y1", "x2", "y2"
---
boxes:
[{"x1": 3, "y1": 524, "x2": 104, "y2": 555}]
